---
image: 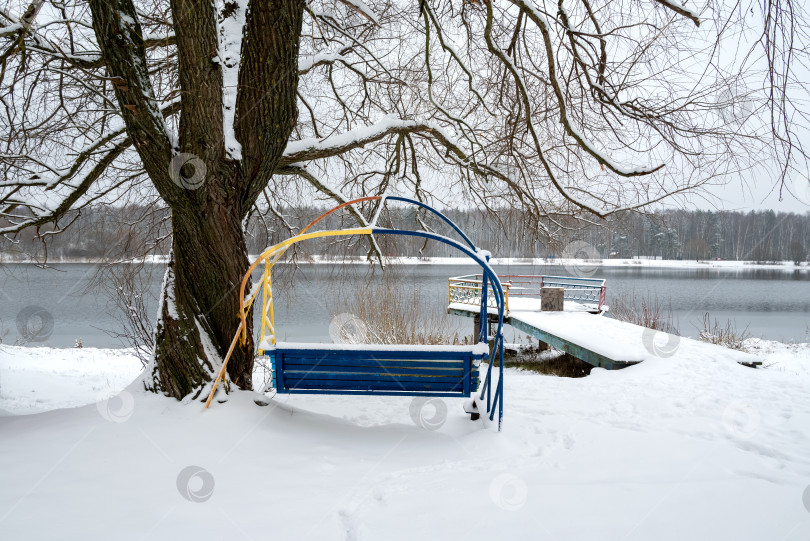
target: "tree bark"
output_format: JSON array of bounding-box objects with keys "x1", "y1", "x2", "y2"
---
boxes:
[
  {"x1": 87, "y1": 0, "x2": 175, "y2": 197},
  {"x1": 148, "y1": 200, "x2": 254, "y2": 399},
  {"x1": 89, "y1": 0, "x2": 304, "y2": 399},
  {"x1": 236, "y1": 0, "x2": 305, "y2": 206},
  {"x1": 145, "y1": 0, "x2": 303, "y2": 399}
]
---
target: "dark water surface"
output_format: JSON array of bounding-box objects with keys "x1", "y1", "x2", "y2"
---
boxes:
[{"x1": 1, "y1": 262, "x2": 808, "y2": 348}]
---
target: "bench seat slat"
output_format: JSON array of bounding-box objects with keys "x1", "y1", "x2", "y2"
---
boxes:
[
  {"x1": 280, "y1": 357, "x2": 469, "y2": 370},
  {"x1": 284, "y1": 372, "x2": 473, "y2": 383},
  {"x1": 280, "y1": 389, "x2": 472, "y2": 397},
  {"x1": 284, "y1": 365, "x2": 465, "y2": 377},
  {"x1": 277, "y1": 380, "x2": 478, "y2": 396},
  {"x1": 283, "y1": 378, "x2": 479, "y2": 392},
  {"x1": 277, "y1": 349, "x2": 479, "y2": 361},
  {"x1": 287, "y1": 380, "x2": 465, "y2": 392}
]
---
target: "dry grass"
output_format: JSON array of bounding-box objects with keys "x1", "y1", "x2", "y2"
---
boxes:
[
  {"x1": 610, "y1": 290, "x2": 679, "y2": 334},
  {"x1": 698, "y1": 313, "x2": 751, "y2": 351},
  {"x1": 330, "y1": 270, "x2": 464, "y2": 345},
  {"x1": 504, "y1": 354, "x2": 593, "y2": 377},
  {"x1": 502, "y1": 341, "x2": 593, "y2": 377}
]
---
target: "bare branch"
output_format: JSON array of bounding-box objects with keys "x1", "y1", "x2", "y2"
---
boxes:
[
  {"x1": 275, "y1": 163, "x2": 384, "y2": 263},
  {"x1": 653, "y1": 0, "x2": 701, "y2": 27}
]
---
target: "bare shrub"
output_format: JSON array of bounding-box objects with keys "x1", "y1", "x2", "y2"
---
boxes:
[
  {"x1": 610, "y1": 291, "x2": 679, "y2": 334},
  {"x1": 698, "y1": 313, "x2": 751, "y2": 352},
  {"x1": 330, "y1": 270, "x2": 463, "y2": 345},
  {"x1": 99, "y1": 263, "x2": 157, "y2": 366}
]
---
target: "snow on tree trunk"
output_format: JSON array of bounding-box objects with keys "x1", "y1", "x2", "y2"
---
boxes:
[
  {"x1": 145, "y1": 206, "x2": 255, "y2": 399},
  {"x1": 86, "y1": 0, "x2": 304, "y2": 399}
]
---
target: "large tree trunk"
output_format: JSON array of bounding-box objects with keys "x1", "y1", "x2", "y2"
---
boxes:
[
  {"x1": 146, "y1": 201, "x2": 255, "y2": 399},
  {"x1": 88, "y1": 0, "x2": 303, "y2": 399}
]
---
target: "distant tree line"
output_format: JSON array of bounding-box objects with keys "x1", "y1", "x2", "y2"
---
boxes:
[
  {"x1": 2, "y1": 205, "x2": 808, "y2": 264},
  {"x1": 557, "y1": 208, "x2": 810, "y2": 264}
]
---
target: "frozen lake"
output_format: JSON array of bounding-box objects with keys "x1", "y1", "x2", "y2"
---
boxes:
[{"x1": 1, "y1": 262, "x2": 809, "y2": 348}]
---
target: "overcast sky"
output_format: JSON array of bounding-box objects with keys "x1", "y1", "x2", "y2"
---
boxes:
[{"x1": 699, "y1": 173, "x2": 810, "y2": 213}]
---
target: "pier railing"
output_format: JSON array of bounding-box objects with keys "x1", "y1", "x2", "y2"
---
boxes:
[
  {"x1": 447, "y1": 275, "x2": 511, "y2": 314},
  {"x1": 448, "y1": 274, "x2": 606, "y2": 315}
]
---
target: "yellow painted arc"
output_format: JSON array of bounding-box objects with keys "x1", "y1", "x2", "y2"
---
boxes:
[
  {"x1": 208, "y1": 227, "x2": 376, "y2": 409},
  {"x1": 238, "y1": 228, "x2": 373, "y2": 342}
]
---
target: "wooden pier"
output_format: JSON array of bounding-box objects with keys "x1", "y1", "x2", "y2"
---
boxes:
[{"x1": 448, "y1": 283, "x2": 763, "y2": 370}]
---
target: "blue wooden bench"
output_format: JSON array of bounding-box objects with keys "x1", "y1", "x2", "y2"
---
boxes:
[
  {"x1": 205, "y1": 196, "x2": 507, "y2": 428},
  {"x1": 267, "y1": 343, "x2": 484, "y2": 397}
]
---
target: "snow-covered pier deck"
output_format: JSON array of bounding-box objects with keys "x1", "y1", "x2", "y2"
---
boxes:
[{"x1": 448, "y1": 300, "x2": 764, "y2": 370}]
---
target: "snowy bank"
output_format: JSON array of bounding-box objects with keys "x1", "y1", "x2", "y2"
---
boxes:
[
  {"x1": 0, "y1": 346, "x2": 141, "y2": 415},
  {"x1": 0, "y1": 344, "x2": 809, "y2": 540}
]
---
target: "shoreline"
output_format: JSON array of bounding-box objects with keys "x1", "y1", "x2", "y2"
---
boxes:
[
  {"x1": 2, "y1": 254, "x2": 808, "y2": 271},
  {"x1": 3, "y1": 335, "x2": 809, "y2": 353}
]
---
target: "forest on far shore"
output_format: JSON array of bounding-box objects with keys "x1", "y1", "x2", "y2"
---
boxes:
[{"x1": 2, "y1": 205, "x2": 808, "y2": 264}]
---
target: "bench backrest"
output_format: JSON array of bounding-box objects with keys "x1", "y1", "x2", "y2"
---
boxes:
[{"x1": 268, "y1": 346, "x2": 482, "y2": 397}]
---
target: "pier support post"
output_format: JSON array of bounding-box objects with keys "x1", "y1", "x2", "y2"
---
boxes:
[
  {"x1": 473, "y1": 315, "x2": 497, "y2": 359},
  {"x1": 473, "y1": 314, "x2": 492, "y2": 341},
  {"x1": 474, "y1": 314, "x2": 497, "y2": 339}
]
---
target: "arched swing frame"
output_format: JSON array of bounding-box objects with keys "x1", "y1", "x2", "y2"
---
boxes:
[{"x1": 205, "y1": 197, "x2": 506, "y2": 429}]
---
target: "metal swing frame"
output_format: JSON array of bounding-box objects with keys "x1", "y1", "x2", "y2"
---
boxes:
[{"x1": 204, "y1": 196, "x2": 506, "y2": 430}]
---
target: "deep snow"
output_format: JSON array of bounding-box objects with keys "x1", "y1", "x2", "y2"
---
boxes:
[{"x1": 1, "y1": 343, "x2": 809, "y2": 540}]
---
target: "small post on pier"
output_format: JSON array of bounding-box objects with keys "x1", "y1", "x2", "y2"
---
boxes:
[{"x1": 541, "y1": 287, "x2": 564, "y2": 311}]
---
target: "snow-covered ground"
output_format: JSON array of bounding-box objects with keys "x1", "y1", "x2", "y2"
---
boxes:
[
  {"x1": 1, "y1": 343, "x2": 809, "y2": 540},
  {"x1": 0, "y1": 347, "x2": 139, "y2": 415}
]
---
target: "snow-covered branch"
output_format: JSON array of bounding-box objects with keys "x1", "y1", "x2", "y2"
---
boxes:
[
  {"x1": 335, "y1": 0, "x2": 379, "y2": 25},
  {"x1": 0, "y1": 100, "x2": 180, "y2": 234},
  {"x1": 653, "y1": 0, "x2": 701, "y2": 27},
  {"x1": 298, "y1": 50, "x2": 352, "y2": 75},
  {"x1": 280, "y1": 117, "x2": 465, "y2": 166}
]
